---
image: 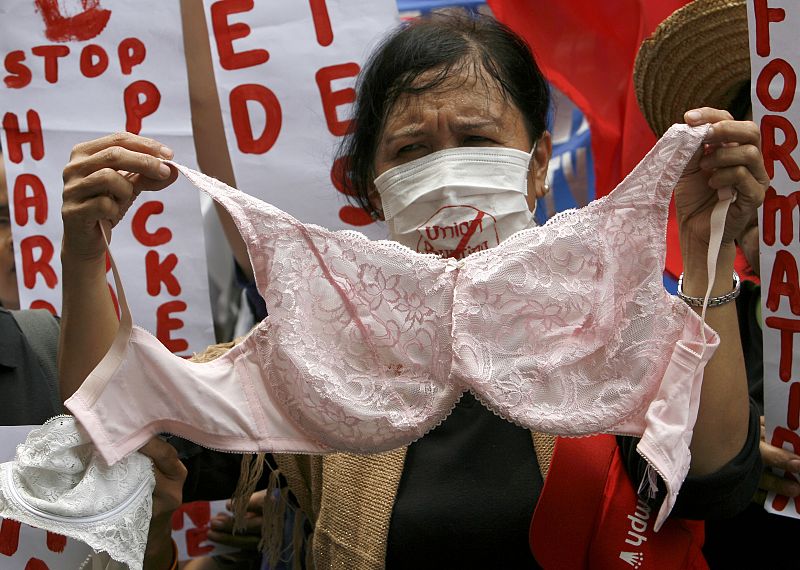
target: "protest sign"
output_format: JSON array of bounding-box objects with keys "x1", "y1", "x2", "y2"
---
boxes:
[
  {"x1": 203, "y1": 0, "x2": 398, "y2": 238},
  {"x1": 748, "y1": 0, "x2": 800, "y2": 517},
  {"x1": 0, "y1": 0, "x2": 214, "y2": 353}
]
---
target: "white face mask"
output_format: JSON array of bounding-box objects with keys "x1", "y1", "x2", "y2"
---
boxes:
[{"x1": 373, "y1": 145, "x2": 536, "y2": 259}]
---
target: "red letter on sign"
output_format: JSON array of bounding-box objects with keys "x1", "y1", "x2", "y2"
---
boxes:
[
  {"x1": 761, "y1": 115, "x2": 800, "y2": 180},
  {"x1": 211, "y1": 0, "x2": 269, "y2": 70},
  {"x1": 124, "y1": 80, "x2": 161, "y2": 134},
  {"x1": 31, "y1": 45, "x2": 70, "y2": 83},
  {"x1": 34, "y1": 0, "x2": 111, "y2": 42},
  {"x1": 13, "y1": 173, "x2": 48, "y2": 225},
  {"x1": 767, "y1": 316, "x2": 800, "y2": 382},
  {"x1": 770, "y1": 426, "x2": 800, "y2": 512},
  {"x1": 316, "y1": 63, "x2": 359, "y2": 136},
  {"x1": 763, "y1": 187, "x2": 800, "y2": 246},
  {"x1": 754, "y1": 0, "x2": 786, "y2": 57},
  {"x1": 789, "y1": 382, "x2": 800, "y2": 431},
  {"x1": 4, "y1": 50, "x2": 32, "y2": 89},
  {"x1": 172, "y1": 501, "x2": 211, "y2": 531},
  {"x1": 0, "y1": 518, "x2": 21, "y2": 555},
  {"x1": 157, "y1": 300, "x2": 188, "y2": 353},
  {"x1": 767, "y1": 250, "x2": 800, "y2": 315},
  {"x1": 145, "y1": 250, "x2": 181, "y2": 296},
  {"x1": 757, "y1": 59, "x2": 796, "y2": 113},
  {"x1": 309, "y1": 0, "x2": 334, "y2": 47},
  {"x1": 3, "y1": 110, "x2": 45, "y2": 163},
  {"x1": 20, "y1": 235, "x2": 57, "y2": 289},
  {"x1": 230, "y1": 83, "x2": 282, "y2": 154},
  {"x1": 132, "y1": 201, "x2": 171, "y2": 246},
  {"x1": 80, "y1": 44, "x2": 109, "y2": 78},
  {"x1": 187, "y1": 527, "x2": 214, "y2": 556},
  {"x1": 118, "y1": 37, "x2": 146, "y2": 75},
  {"x1": 24, "y1": 559, "x2": 49, "y2": 570}
]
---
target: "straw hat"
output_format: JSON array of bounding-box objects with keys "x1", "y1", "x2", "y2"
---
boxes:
[{"x1": 634, "y1": 0, "x2": 750, "y2": 136}]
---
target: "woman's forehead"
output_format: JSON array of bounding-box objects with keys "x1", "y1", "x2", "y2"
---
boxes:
[{"x1": 384, "y1": 68, "x2": 519, "y2": 130}]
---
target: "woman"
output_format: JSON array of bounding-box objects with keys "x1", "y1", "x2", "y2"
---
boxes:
[{"x1": 59, "y1": 11, "x2": 766, "y2": 569}]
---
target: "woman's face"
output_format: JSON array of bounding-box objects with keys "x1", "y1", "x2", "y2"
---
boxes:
[{"x1": 372, "y1": 65, "x2": 551, "y2": 214}]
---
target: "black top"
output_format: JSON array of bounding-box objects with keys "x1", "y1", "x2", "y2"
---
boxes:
[{"x1": 182, "y1": 397, "x2": 761, "y2": 569}]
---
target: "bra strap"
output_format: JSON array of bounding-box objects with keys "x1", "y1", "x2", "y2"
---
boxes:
[{"x1": 698, "y1": 186, "x2": 736, "y2": 348}]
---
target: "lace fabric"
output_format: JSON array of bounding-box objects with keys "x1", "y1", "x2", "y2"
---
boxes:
[
  {"x1": 0, "y1": 416, "x2": 154, "y2": 570},
  {"x1": 65, "y1": 123, "x2": 721, "y2": 530}
]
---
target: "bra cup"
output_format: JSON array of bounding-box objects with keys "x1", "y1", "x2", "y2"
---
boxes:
[
  {"x1": 252, "y1": 226, "x2": 462, "y2": 453},
  {"x1": 451, "y1": 200, "x2": 619, "y2": 431},
  {"x1": 450, "y1": 126, "x2": 693, "y2": 434}
]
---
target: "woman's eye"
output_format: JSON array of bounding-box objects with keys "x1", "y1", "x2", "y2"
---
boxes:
[
  {"x1": 398, "y1": 143, "x2": 423, "y2": 154},
  {"x1": 464, "y1": 135, "x2": 493, "y2": 145}
]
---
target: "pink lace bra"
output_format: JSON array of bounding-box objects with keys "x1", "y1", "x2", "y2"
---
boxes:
[{"x1": 66, "y1": 124, "x2": 729, "y2": 529}]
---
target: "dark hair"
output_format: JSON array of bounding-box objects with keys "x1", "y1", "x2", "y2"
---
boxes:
[{"x1": 337, "y1": 10, "x2": 550, "y2": 218}]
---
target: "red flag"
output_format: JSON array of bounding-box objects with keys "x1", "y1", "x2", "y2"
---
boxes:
[{"x1": 488, "y1": 0, "x2": 690, "y2": 278}]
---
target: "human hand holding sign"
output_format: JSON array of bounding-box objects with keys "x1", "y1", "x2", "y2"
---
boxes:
[{"x1": 756, "y1": 416, "x2": 800, "y2": 504}]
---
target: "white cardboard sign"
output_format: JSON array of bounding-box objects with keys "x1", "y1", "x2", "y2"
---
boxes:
[
  {"x1": 0, "y1": 0, "x2": 213, "y2": 354},
  {"x1": 748, "y1": 0, "x2": 800, "y2": 517},
  {"x1": 204, "y1": 0, "x2": 399, "y2": 239}
]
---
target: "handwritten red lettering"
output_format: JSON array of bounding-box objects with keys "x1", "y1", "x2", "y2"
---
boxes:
[
  {"x1": 123, "y1": 80, "x2": 161, "y2": 134},
  {"x1": 132, "y1": 201, "x2": 171, "y2": 246},
  {"x1": 211, "y1": 0, "x2": 269, "y2": 70},
  {"x1": 767, "y1": 316, "x2": 800, "y2": 382},
  {"x1": 30, "y1": 299, "x2": 57, "y2": 315},
  {"x1": 79, "y1": 44, "x2": 109, "y2": 78},
  {"x1": 145, "y1": 250, "x2": 181, "y2": 296},
  {"x1": 316, "y1": 62, "x2": 359, "y2": 136},
  {"x1": 31, "y1": 45, "x2": 70, "y2": 83},
  {"x1": 770, "y1": 426, "x2": 800, "y2": 512},
  {"x1": 20, "y1": 235, "x2": 57, "y2": 289},
  {"x1": 34, "y1": 0, "x2": 111, "y2": 42},
  {"x1": 767, "y1": 250, "x2": 800, "y2": 315},
  {"x1": 757, "y1": 58, "x2": 796, "y2": 113},
  {"x1": 309, "y1": 0, "x2": 334, "y2": 47},
  {"x1": 172, "y1": 501, "x2": 211, "y2": 530},
  {"x1": 0, "y1": 518, "x2": 21, "y2": 555},
  {"x1": 4, "y1": 50, "x2": 32, "y2": 89},
  {"x1": 157, "y1": 300, "x2": 188, "y2": 353},
  {"x1": 45, "y1": 532, "x2": 66, "y2": 553},
  {"x1": 789, "y1": 383, "x2": 800, "y2": 431},
  {"x1": 118, "y1": 37, "x2": 146, "y2": 75},
  {"x1": 761, "y1": 115, "x2": 800, "y2": 180},
  {"x1": 24, "y1": 559, "x2": 49, "y2": 570},
  {"x1": 187, "y1": 526, "x2": 214, "y2": 557},
  {"x1": 753, "y1": 0, "x2": 786, "y2": 57},
  {"x1": 229, "y1": 83, "x2": 282, "y2": 154},
  {"x1": 763, "y1": 187, "x2": 800, "y2": 246},
  {"x1": 3, "y1": 110, "x2": 45, "y2": 163},
  {"x1": 13, "y1": 174, "x2": 47, "y2": 226}
]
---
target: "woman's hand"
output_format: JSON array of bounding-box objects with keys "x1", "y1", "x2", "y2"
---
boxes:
[
  {"x1": 755, "y1": 416, "x2": 800, "y2": 504},
  {"x1": 675, "y1": 107, "x2": 768, "y2": 253},
  {"x1": 207, "y1": 489, "x2": 267, "y2": 550},
  {"x1": 61, "y1": 132, "x2": 178, "y2": 262},
  {"x1": 140, "y1": 437, "x2": 188, "y2": 570}
]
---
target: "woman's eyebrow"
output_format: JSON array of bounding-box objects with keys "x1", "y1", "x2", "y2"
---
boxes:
[
  {"x1": 451, "y1": 117, "x2": 503, "y2": 132},
  {"x1": 383, "y1": 125, "x2": 426, "y2": 144}
]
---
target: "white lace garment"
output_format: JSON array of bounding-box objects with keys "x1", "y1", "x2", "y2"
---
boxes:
[{"x1": 0, "y1": 416, "x2": 154, "y2": 570}]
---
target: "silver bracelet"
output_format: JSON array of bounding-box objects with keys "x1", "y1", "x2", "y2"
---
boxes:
[{"x1": 676, "y1": 271, "x2": 740, "y2": 307}]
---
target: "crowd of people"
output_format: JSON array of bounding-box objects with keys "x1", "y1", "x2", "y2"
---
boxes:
[{"x1": 1, "y1": 1, "x2": 796, "y2": 568}]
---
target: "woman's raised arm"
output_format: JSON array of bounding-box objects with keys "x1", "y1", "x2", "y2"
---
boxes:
[{"x1": 677, "y1": 108, "x2": 769, "y2": 475}]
